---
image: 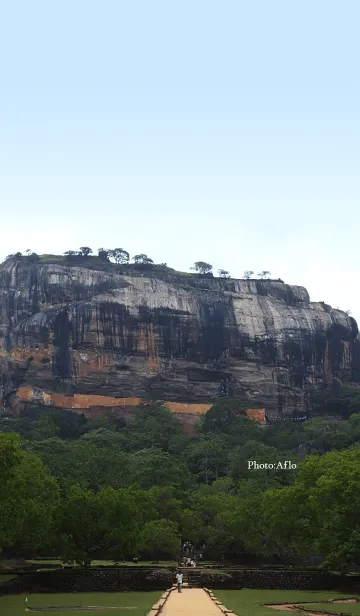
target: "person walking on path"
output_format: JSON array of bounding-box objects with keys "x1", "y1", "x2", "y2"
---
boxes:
[{"x1": 176, "y1": 570, "x2": 183, "y2": 593}]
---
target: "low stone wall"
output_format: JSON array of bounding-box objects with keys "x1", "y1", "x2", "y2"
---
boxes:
[
  {"x1": 187, "y1": 569, "x2": 360, "y2": 591},
  {"x1": 2, "y1": 567, "x2": 360, "y2": 596},
  {"x1": 0, "y1": 568, "x2": 174, "y2": 596}
]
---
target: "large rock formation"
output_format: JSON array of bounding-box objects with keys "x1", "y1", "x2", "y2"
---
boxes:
[{"x1": 0, "y1": 256, "x2": 359, "y2": 423}]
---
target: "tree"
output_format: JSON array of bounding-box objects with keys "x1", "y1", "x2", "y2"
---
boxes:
[
  {"x1": 302, "y1": 417, "x2": 353, "y2": 454},
  {"x1": 124, "y1": 401, "x2": 186, "y2": 453},
  {"x1": 139, "y1": 519, "x2": 181, "y2": 559},
  {"x1": 64, "y1": 250, "x2": 78, "y2": 260},
  {"x1": 79, "y1": 247, "x2": 93, "y2": 257},
  {"x1": 237, "y1": 445, "x2": 298, "y2": 490},
  {"x1": 147, "y1": 486, "x2": 183, "y2": 525},
  {"x1": 230, "y1": 441, "x2": 282, "y2": 483},
  {"x1": 98, "y1": 248, "x2": 110, "y2": 261},
  {"x1": 182, "y1": 435, "x2": 229, "y2": 484},
  {"x1": 81, "y1": 416, "x2": 117, "y2": 434},
  {"x1": 29, "y1": 437, "x2": 131, "y2": 492},
  {"x1": 0, "y1": 433, "x2": 60, "y2": 554},
  {"x1": 56, "y1": 485, "x2": 140, "y2": 565},
  {"x1": 270, "y1": 450, "x2": 360, "y2": 571},
  {"x1": 218, "y1": 269, "x2": 230, "y2": 278},
  {"x1": 310, "y1": 387, "x2": 360, "y2": 420},
  {"x1": 262, "y1": 421, "x2": 305, "y2": 452},
  {"x1": 191, "y1": 261, "x2": 213, "y2": 275},
  {"x1": 110, "y1": 248, "x2": 130, "y2": 264},
  {"x1": 258, "y1": 271, "x2": 271, "y2": 279},
  {"x1": 132, "y1": 254, "x2": 154, "y2": 265},
  {"x1": 201, "y1": 398, "x2": 249, "y2": 433},
  {"x1": 128, "y1": 447, "x2": 192, "y2": 490},
  {"x1": 31, "y1": 416, "x2": 60, "y2": 440},
  {"x1": 179, "y1": 508, "x2": 205, "y2": 545},
  {"x1": 227, "y1": 489, "x2": 303, "y2": 563},
  {"x1": 243, "y1": 270, "x2": 254, "y2": 279}
]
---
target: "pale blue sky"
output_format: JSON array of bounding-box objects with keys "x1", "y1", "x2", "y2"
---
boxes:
[{"x1": 1, "y1": 1, "x2": 359, "y2": 321}]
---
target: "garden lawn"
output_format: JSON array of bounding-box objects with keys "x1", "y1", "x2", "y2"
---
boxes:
[
  {"x1": 0, "y1": 574, "x2": 17, "y2": 583},
  {"x1": 213, "y1": 590, "x2": 360, "y2": 616},
  {"x1": 0, "y1": 591, "x2": 162, "y2": 616}
]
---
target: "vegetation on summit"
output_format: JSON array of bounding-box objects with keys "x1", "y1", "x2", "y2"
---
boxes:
[{"x1": 3, "y1": 248, "x2": 276, "y2": 281}]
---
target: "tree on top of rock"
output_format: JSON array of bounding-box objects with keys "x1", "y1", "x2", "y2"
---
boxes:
[
  {"x1": 110, "y1": 248, "x2": 130, "y2": 264},
  {"x1": 258, "y1": 271, "x2": 271, "y2": 279},
  {"x1": 64, "y1": 250, "x2": 78, "y2": 261},
  {"x1": 191, "y1": 261, "x2": 213, "y2": 274},
  {"x1": 98, "y1": 248, "x2": 110, "y2": 261},
  {"x1": 79, "y1": 247, "x2": 93, "y2": 257},
  {"x1": 6, "y1": 252, "x2": 23, "y2": 259},
  {"x1": 243, "y1": 270, "x2": 254, "y2": 279},
  {"x1": 218, "y1": 269, "x2": 230, "y2": 278},
  {"x1": 132, "y1": 254, "x2": 154, "y2": 265}
]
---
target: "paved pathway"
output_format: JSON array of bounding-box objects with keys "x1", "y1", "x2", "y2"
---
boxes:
[{"x1": 161, "y1": 588, "x2": 224, "y2": 615}]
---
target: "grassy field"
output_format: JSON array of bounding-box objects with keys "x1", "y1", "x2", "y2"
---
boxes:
[
  {"x1": 0, "y1": 574, "x2": 17, "y2": 584},
  {"x1": 213, "y1": 590, "x2": 360, "y2": 616},
  {"x1": 0, "y1": 591, "x2": 162, "y2": 616}
]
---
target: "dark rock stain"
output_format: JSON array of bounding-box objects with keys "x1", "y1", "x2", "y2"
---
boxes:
[
  {"x1": 1, "y1": 258, "x2": 360, "y2": 416},
  {"x1": 53, "y1": 311, "x2": 71, "y2": 377}
]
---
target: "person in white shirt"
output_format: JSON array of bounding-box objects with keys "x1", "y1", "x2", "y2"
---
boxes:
[{"x1": 176, "y1": 571, "x2": 183, "y2": 593}]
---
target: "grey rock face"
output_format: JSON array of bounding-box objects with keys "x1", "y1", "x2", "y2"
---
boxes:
[{"x1": 0, "y1": 257, "x2": 359, "y2": 415}]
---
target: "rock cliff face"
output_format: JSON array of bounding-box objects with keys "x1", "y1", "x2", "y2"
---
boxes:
[{"x1": 0, "y1": 256, "x2": 359, "y2": 421}]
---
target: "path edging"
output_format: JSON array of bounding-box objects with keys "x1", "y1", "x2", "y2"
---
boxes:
[
  {"x1": 203, "y1": 587, "x2": 236, "y2": 615},
  {"x1": 146, "y1": 586, "x2": 175, "y2": 616}
]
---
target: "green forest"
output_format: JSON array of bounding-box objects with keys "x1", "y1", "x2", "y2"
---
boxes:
[{"x1": 1, "y1": 390, "x2": 360, "y2": 572}]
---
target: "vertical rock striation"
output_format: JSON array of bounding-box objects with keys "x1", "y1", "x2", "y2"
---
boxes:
[{"x1": 0, "y1": 257, "x2": 359, "y2": 418}]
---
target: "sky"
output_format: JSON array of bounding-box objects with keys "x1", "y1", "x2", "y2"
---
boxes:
[{"x1": 1, "y1": 1, "x2": 359, "y2": 321}]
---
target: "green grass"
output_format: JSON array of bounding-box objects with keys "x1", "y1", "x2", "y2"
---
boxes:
[
  {"x1": 0, "y1": 591, "x2": 162, "y2": 616},
  {"x1": 0, "y1": 574, "x2": 17, "y2": 584},
  {"x1": 39, "y1": 254, "x2": 66, "y2": 260},
  {"x1": 213, "y1": 590, "x2": 360, "y2": 616}
]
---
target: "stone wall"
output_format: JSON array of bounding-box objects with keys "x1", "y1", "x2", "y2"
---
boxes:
[
  {"x1": 2, "y1": 568, "x2": 360, "y2": 595},
  {"x1": 13, "y1": 387, "x2": 267, "y2": 433},
  {"x1": 0, "y1": 567, "x2": 174, "y2": 595},
  {"x1": 188, "y1": 569, "x2": 360, "y2": 591}
]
